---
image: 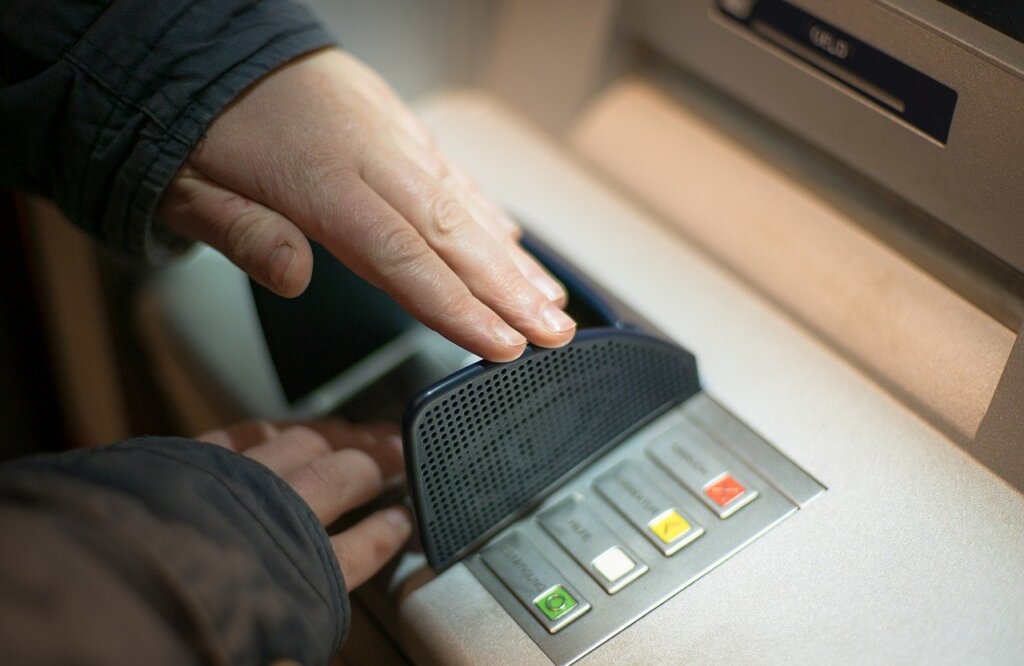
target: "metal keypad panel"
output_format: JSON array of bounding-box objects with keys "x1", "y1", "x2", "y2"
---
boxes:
[{"x1": 465, "y1": 393, "x2": 825, "y2": 665}]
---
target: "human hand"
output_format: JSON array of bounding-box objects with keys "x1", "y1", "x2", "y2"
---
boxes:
[
  {"x1": 198, "y1": 418, "x2": 410, "y2": 590},
  {"x1": 159, "y1": 48, "x2": 574, "y2": 362}
]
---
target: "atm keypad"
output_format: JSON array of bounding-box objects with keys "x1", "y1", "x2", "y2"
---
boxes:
[{"x1": 465, "y1": 397, "x2": 825, "y2": 666}]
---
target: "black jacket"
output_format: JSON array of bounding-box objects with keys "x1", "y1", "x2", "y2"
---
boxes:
[
  {"x1": 0, "y1": 440, "x2": 348, "y2": 665},
  {"x1": 1, "y1": 0, "x2": 333, "y2": 262},
  {"x1": 1, "y1": 1, "x2": 349, "y2": 663}
]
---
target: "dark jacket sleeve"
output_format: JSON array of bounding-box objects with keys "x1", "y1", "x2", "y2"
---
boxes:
[
  {"x1": 0, "y1": 0, "x2": 335, "y2": 262},
  {"x1": 0, "y1": 438, "x2": 348, "y2": 666}
]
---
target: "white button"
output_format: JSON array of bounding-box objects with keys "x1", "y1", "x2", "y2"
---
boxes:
[{"x1": 592, "y1": 547, "x2": 636, "y2": 583}]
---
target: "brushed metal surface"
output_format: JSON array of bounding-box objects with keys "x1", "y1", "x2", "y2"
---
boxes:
[
  {"x1": 463, "y1": 402, "x2": 805, "y2": 665},
  {"x1": 571, "y1": 80, "x2": 1015, "y2": 445}
]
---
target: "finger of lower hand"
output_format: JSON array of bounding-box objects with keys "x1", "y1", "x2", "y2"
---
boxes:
[
  {"x1": 243, "y1": 424, "x2": 337, "y2": 477},
  {"x1": 331, "y1": 506, "x2": 412, "y2": 590},
  {"x1": 283, "y1": 447, "x2": 392, "y2": 524},
  {"x1": 159, "y1": 168, "x2": 314, "y2": 298},
  {"x1": 295, "y1": 420, "x2": 405, "y2": 480}
]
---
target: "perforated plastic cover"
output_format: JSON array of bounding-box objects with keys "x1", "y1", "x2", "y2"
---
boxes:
[{"x1": 404, "y1": 329, "x2": 700, "y2": 570}]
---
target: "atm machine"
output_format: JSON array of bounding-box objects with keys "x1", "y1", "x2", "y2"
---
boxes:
[{"x1": 139, "y1": 1, "x2": 1024, "y2": 663}]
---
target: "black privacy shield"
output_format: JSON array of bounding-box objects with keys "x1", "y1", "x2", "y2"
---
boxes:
[{"x1": 403, "y1": 235, "x2": 701, "y2": 571}]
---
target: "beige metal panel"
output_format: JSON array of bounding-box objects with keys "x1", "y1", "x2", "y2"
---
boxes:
[
  {"x1": 485, "y1": 0, "x2": 622, "y2": 131},
  {"x1": 302, "y1": 0, "x2": 492, "y2": 101},
  {"x1": 399, "y1": 90, "x2": 1024, "y2": 664},
  {"x1": 401, "y1": 564, "x2": 550, "y2": 666},
  {"x1": 569, "y1": 79, "x2": 1015, "y2": 444},
  {"x1": 974, "y1": 323, "x2": 1024, "y2": 491}
]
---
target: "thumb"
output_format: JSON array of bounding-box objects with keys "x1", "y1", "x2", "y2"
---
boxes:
[{"x1": 159, "y1": 167, "x2": 314, "y2": 297}]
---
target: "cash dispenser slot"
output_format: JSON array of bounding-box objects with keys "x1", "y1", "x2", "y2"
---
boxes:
[{"x1": 716, "y1": 0, "x2": 958, "y2": 143}]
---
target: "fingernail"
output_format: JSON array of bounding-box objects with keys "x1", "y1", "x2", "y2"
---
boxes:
[
  {"x1": 269, "y1": 244, "x2": 295, "y2": 292},
  {"x1": 542, "y1": 303, "x2": 576, "y2": 333},
  {"x1": 532, "y1": 274, "x2": 565, "y2": 302},
  {"x1": 384, "y1": 507, "x2": 411, "y2": 528},
  {"x1": 493, "y1": 323, "x2": 527, "y2": 347}
]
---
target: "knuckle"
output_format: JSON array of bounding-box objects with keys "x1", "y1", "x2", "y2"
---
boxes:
[
  {"x1": 376, "y1": 225, "x2": 432, "y2": 275},
  {"x1": 221, "y1": 205, "x2": 272, "y2": 258},
  {"x1": 426, "y1": 192, "x2": 468, "y2": 238},
  {"x1": 484, "y1": 269, "x2": 540, "y2": 313},
  {"x1": 310, "y1": 450, "x2": 378, "y2": 491},
  {"x1": 283, "y1": 425, "x2": 330, "y2": 458},
  {"x1": 241, "y1": 419, "x2": 277, "y2": 440},
  {"x1": 440, "y1": 290, "x2": 482, "y2": 325},
  {"x1": 305, "y1": 151, "x2": 357, "y2": 184},
  {"x1": 308, "y1": 454, "x2": 347, "y2": 488}
]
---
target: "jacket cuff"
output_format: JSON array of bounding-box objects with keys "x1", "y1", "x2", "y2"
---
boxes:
[
  {"x1": 1, "y1": 438, "x2": 349, "y2": 662},
  {"x1": 64, "y1": 0, "x2": 336, "y2": 261}
]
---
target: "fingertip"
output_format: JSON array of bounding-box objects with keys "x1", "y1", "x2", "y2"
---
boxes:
[
  {"x1": 268, "y1": 238, "x2": 313, "y2": 298},
  {"x1": 530, "y1": 273, "x2": 567, "y2": 305},
  {"x1": 383, "y1": 506, "x2": 413, "y2": 531},
  {"x1": 493, "y1": 321, "x2": 527, "y2": 347},
  {"x1": 541, "y1": 303, "x2": 576, "y2": 335},
  {"x1": 332, "y1": 505, "x2": 414, "y2": 589},
  {"x1": 485, "y1": 323, "x2": 527, "y2": 362},
  {"x1": 268, "y1": 244, "x2": 296, "y2": 292},
  {"x1": 484, "y1": 344, "x2": 527, "y2": 363},
  {"x1": 538, "y1": 328, "x2": 576, "y2": 350}
]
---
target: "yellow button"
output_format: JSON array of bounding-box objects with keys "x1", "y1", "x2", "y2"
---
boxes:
[{"x1": 648, "y1": 510, "x2": 691, "y2": 544}]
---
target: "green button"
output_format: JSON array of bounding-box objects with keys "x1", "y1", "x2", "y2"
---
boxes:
[{"x1": 534, "y1": 585, "x2": 577, "y2": 621}]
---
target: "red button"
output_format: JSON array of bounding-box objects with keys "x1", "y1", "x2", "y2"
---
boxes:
[{"x1": 704, "y1": 474, "x2": 745, "y2": 507}]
